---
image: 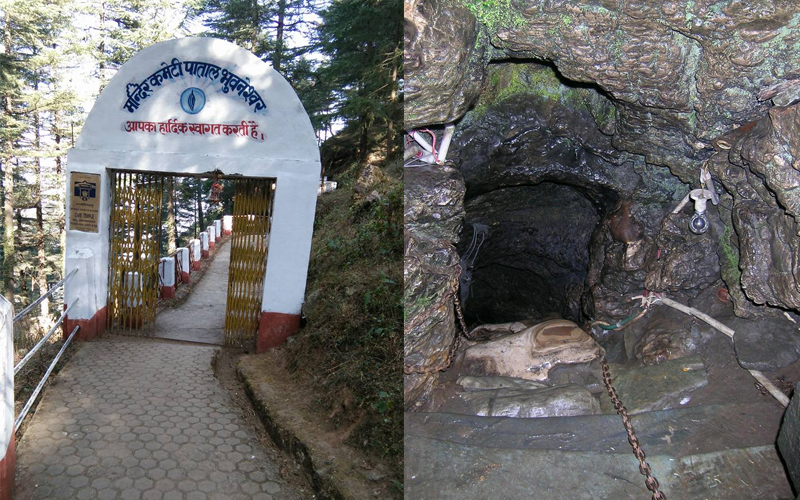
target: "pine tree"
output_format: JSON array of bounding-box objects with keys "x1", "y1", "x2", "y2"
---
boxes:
[{"x1": 314, "y1": 0, "x2": 402, "y2": 160}]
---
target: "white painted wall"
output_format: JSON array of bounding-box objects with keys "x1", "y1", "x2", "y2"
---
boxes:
[
  {"x1": 0, "y1": 297, "x2": 12, "y2": 461},
  {"x1": 65, "y1": 37, "x2": 320, "y2": 321},
  {"x1": 159, "y1": 257, "x2": 176, "y2": 287},
  {"x1": 177, "y1": 247, "x2": 190, "y2": 273},
  {"x1": 190, "y1": 239, "x2": 201, "y2": 262}
]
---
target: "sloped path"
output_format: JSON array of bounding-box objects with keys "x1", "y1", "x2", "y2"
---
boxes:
[
  {"x1": 155, "y1": 239, "x2": 230, "y2": 345},
  {"x1": 15, "y1": 240, "x2": 304, "y2": 499},
  {"x1": 15, "y1": 339, "x2": 302, "y2": 499}
]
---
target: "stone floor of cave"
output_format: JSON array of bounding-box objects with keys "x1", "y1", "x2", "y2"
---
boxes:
[{"x1": 405, "y1": 287, "x2": 800, "y2": 499}]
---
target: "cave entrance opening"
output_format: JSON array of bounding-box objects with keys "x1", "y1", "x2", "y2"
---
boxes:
[{"x1": 457, "y1": 181, "x2": 618, "y2": 329}]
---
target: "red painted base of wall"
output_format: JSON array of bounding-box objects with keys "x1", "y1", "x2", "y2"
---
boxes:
[
  {"x1": 224, "y1": 229, "x2": 231, "y2": 236},
  {"x1": 64, "y1": 306, "x2": 107, "y2": 341},
  {"x1": 0, "y1": 437, "x2": 15, "y2": 500},
  {"x1": 257, "y1": 312, "x2": 300, "y2": 353},
  {"x1": 209, "y1": 242, "x2": 215, "y2": 252},
  {"x1": 192, "y1": 260, "x2": 201, "y2": 270},
  {"x1": 180, "y1": 271, "x2": 190, "y2": 284},
  {"x1": 160, "y1": 285, "x2": 175, "y2": 299},
  {"x1": 201, "y1": 250, "x2": 209, "y2": 259}
]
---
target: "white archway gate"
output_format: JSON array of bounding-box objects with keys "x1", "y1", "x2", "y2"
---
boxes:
[{"x1": 63, "y1": 37, "x2": 321, "y2": 352}]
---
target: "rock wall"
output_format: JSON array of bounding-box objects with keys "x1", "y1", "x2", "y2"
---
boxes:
[
  {"x1": 403, "y1": 0, "x2": 800, "y2": 406},
  {"x1": 708, "y1": 103, "x2": 800, "y2": 315},
  {"x1": 406, "y1": 0, "x2": 800, "y2": 182},
  {"x1": 404, "y1": 164, "x2": 466, "y2": 408}
]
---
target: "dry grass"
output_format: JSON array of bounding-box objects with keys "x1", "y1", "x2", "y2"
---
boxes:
[
  {"x1": 284, "y1": 157, "x2": 403, "y2": 482},
  {"x1": 13, "y1": 315, "x2": 80, "y2": 438}
]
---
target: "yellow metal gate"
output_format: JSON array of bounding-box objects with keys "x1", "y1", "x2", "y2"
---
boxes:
[
  {"x1": 107, "y1": 171, "x2": 164, "y2": 334},
  {"x1": 224, "y1": 178, "x2": 273, "y2": 347}
]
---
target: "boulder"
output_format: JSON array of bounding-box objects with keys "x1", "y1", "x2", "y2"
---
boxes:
[
  {"x1": 441, "y1": 384, "x2": 601, "y2": 419},
  {"x1": 462, "y1": 319, "x2": 604, "y2": 381}
]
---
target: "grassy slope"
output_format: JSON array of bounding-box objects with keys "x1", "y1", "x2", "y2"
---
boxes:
[{"x1": 284, "y1": 154, "x2": 403, "y2": 481}]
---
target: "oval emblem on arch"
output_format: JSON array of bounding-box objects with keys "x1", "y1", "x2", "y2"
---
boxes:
[{"x1": 180, "y1": 87, "x2": 206, "y2": 114}]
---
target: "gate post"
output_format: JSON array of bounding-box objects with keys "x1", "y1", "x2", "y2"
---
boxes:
[
  {"x1": 207, "y1": 225, "x2": 216, "y2": 252},
  {"x1": 0, "y1": 296, "x2": 15, "y2": 499},
  {"x1": 190, "y1": 240, "x2": 201, "y2": 270},
  {"x1": 159, "y1": 257, "x2": 176, "y2": 299},
  {"x1": 200, "y1": 232, "x2": 210, "y2": 259},
  {"x1": 176, "y1": 248, "x2": 191, "y2": 283},
  {"x1": 64, "y1": 249, "x2": 103, "y2": 341}
]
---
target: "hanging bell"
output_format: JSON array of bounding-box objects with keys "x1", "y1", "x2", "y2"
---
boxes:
[{"x1": 208, "y1": 181, "x2": 223, "y2": 204}]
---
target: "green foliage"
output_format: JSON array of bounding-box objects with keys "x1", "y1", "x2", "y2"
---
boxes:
[
  {"x1": 720, "y1": 224, "x2": 741, "y2": 282},
  {"x1": 285, "y1": 155, "x2": 402, "y2": 481},
  {"x1": 459, "y1": 0, "x2": 523, "y2": 32},
  {"x1": 313, "y1": 0, "x2": 402, "y2": 158}
]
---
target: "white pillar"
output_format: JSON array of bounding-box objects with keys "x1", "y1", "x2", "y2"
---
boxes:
[
  {"x1": 176, "y1": 247, "x2": 190, "y2": 282},
  {"x1": 200, "y1": 232, "x2": 209, "y2": 258},
  {"x1": 64, "y1": 248, "x2": 102, "y2": 339},
  {"x1": 0, "y1": 296, "x2": 14, "y2": 491},
  {"x1": 207, "y1": 225, "x2": 216, "y2": 243},
  {"x1": 159, "y1": 257, "x2": 176, "y2": 287},
  {"x1": 159, "y1": 257, "x2": 176, "y2": 298},
  {"x1": 214, "y1": 220, "x2": 222, "y2": 238},
  {"x1": 189, "y1": 239, "x2": 201, "y2": 270},
  {"x1": 223, "y1": 215, "x2": 233, "y2": 235}
]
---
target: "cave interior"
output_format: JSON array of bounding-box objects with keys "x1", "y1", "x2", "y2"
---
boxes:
[{"x1": 404, "y1": 12, "x2": 800, "y2": 493}]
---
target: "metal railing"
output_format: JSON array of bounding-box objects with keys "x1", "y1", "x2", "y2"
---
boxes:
[
  {"x1": 12, "y1": 268, "x2": 80, "y2": 432},
  {"x1": 13, "y1": 268, "x2": 77, "y2": 323},
  {"x1": 15, "y1": 325, "x2": 80, "y2": 431}
]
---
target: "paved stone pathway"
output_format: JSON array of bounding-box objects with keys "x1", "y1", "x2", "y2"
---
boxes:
[
  {"x1": 155, "y1": 240, "x2": 230, "y2": 345},
  {"x1": 14, "y1": 241, "x2": 303, "y2": 499},
  {"x1": 15, "y1": 339, "x2": 300, "y2": 499}
]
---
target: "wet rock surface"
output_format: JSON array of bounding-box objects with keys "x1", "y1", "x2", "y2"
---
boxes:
[
  {"x1": 778, "y1": 382, "x2": 800, "y2": 493},
  {"x1": 732, "y1": 315, "x2": 800, "y2": 371},
  {"x1": 404, "y1": 0, "x2": 488, "y2": 129},
  {"x1": 440, "y1": 384, "x2": 600, "y2": 419},
  {"x1": 604, "y1": 355, "x2": 709, "y2": 414},
  {"x1": 456, "y1": 375, "x2": 546, "y2": 392},
  {"x1": 405, "y1": 0, "x2": 800, "y2": 181},
  {"x1": 404, "y1": 164, "x2": 466, "y2": 408},
  {"x1": 462, "y1": 319, "x2": 604, "y2": 381},
  {"x1": 622, "y1": 305, "x2": 717, "y2": 365},
  {"x1": 406, "y1": 410, "x2": 793, "y2": 499}
]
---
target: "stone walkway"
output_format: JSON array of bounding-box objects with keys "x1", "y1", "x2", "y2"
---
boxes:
[
  {"x1": 155, "y1": 240, "x2": 230, "y2": 345},
  {"x1": 15, "y1": 241, "x2": 303, "y2": 499}
]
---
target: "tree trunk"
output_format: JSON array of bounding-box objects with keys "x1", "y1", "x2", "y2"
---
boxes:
[
  {"x1": 386, "y1": 27, "x2": 401, "y2": 158},
  {"x1": 196, "y1": 181, "x2": 204, "y2": 235},
  {"x1": 166, "y1": 177, "x2": 177, "y2": 253},
  {"x1": 250, "y1": 0, "x2": 260, "y2": 52},
  {"x1": 273, "y1": 0, "x2": 287, "y2": 73},
  {"x1": 2, "y1": 11, "x2": 16, "y2": 302},
  {"x1": 34, "y1": 96, "x2": 50, "y2": 324},
  {"x1": 53, "y1": 109, "x2": 66, "y2": 274}
]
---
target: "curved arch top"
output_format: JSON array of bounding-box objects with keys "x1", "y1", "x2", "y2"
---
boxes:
[
  {"x1": 65, "y1": 38, "x2": 322, "y2": 347},
  {"x1": 77, "y1": 37, "x2": 319, "y2": 168}
]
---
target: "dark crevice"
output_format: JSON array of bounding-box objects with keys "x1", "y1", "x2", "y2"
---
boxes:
[{"x1": 458, "y1": 182, "x2": 615, "y2": 327}]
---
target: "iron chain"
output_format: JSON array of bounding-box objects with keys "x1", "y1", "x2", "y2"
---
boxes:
[{"x1": 601, "y1": 358, "x2": 667, "y2": 500}]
